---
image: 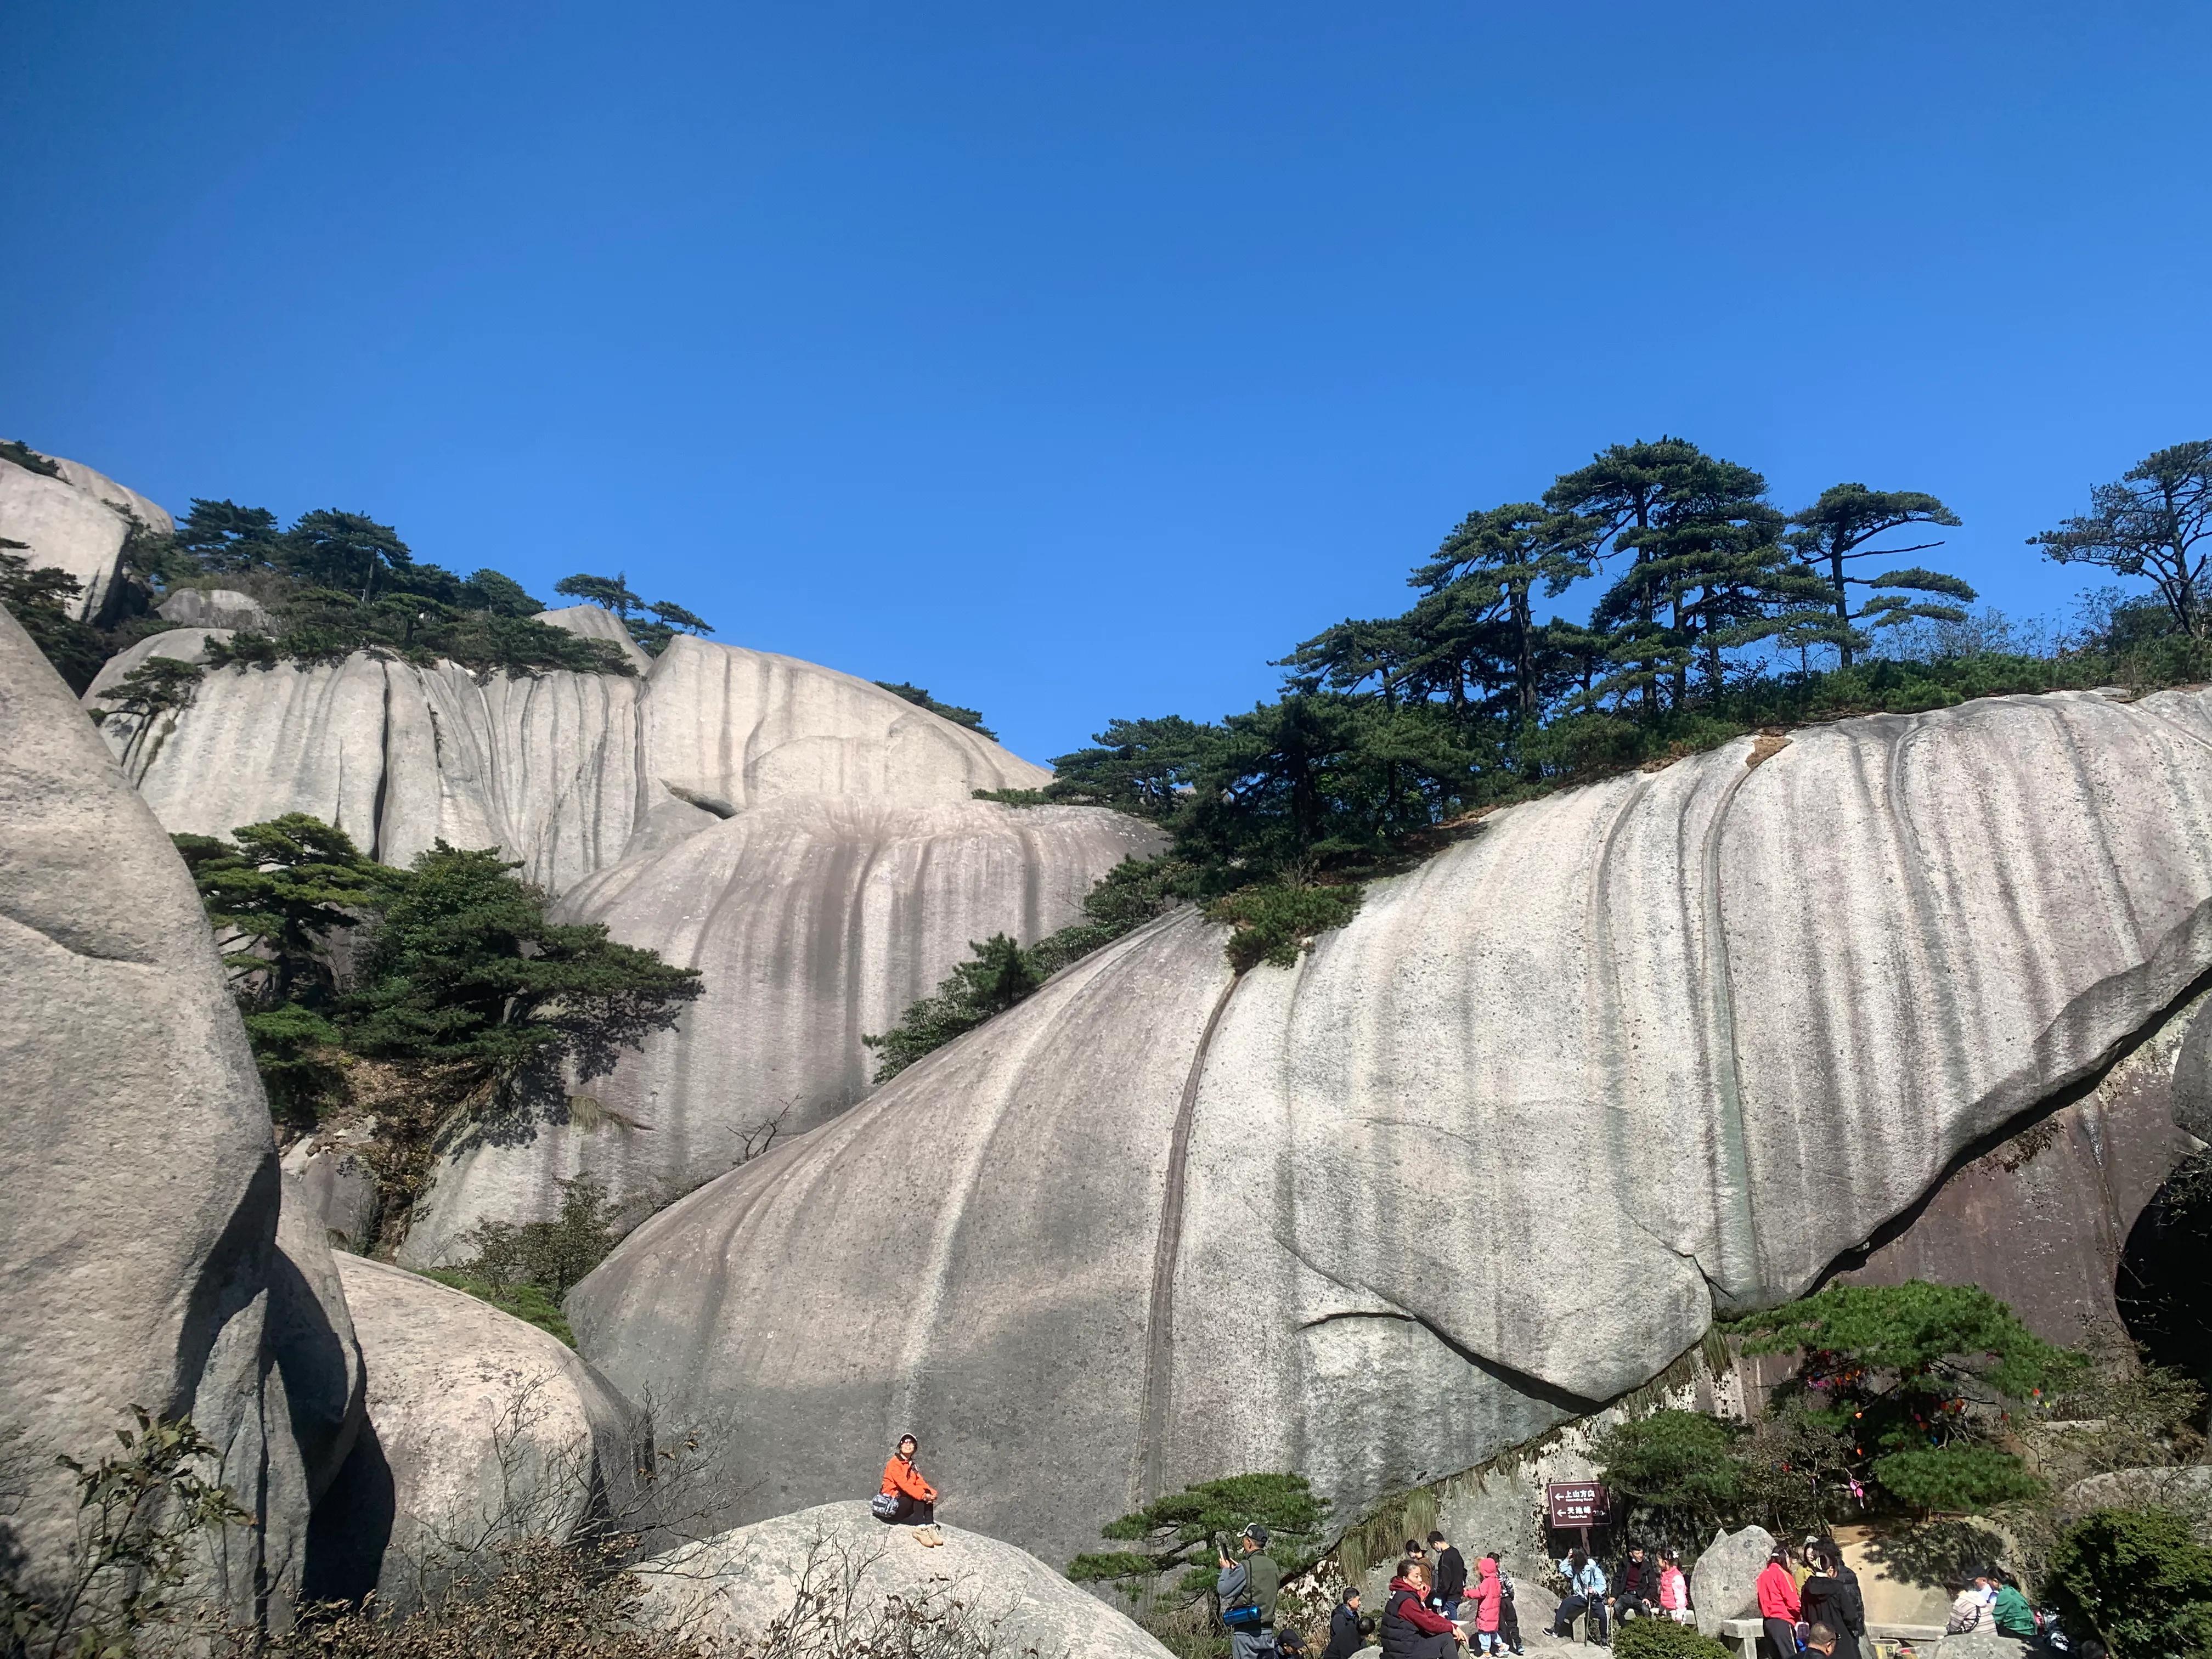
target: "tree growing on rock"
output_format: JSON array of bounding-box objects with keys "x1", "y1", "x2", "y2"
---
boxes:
[
  {"x1": 343, "y1": 843, "x2": 704, "y2": 1102},
  {"x1": 1785, "y1": 484, "x2": 1971, "y2": 667},
  {"x1": 1068, "y1": 1472, "x2": 1328, "y2": 1609},
  {"x1": 2034, "y1": 440, "x2": 2212, "y2": 638},
  {"x1": 1730, "y1": 1280, "x2": 2081, "y2": 1517}
]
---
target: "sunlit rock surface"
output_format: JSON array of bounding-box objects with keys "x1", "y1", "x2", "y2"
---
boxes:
[
  {"x1": 0, "y1": 444, "x2": 173, "y2": 622},
  {"x1": 0, "y1": 606, "x2": 311, "y2": 1622},
  {"x1": 401, "y1": 795, "x2": 1161, "y2": 1266},
  {"x1": 571, "y1": 689, "x2": 2212, "y2": 1564}
]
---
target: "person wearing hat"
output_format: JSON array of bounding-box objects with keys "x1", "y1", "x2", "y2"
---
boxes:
[{"x1": 1218, "y1": 1522, "x2": 1283, "y2": 1659}]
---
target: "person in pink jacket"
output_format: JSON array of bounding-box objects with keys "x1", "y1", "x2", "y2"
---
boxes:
[
  {"x1": 1467, "y1": 1556, "x2": 1505, "y2": 1652},
  {"x1": 1657, "y1": 1548, "x2": 1691, "y2": 1623},
  {"x1": 1757, "y1": 1550, "x2": 1802, "y2": 1659}
]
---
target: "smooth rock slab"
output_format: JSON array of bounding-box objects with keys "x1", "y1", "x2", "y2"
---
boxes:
[
  {"x1": 402, "y1": 796, "x2": 1163, "y2": 1265},
  {"x1": 0, "y1": 605, "x2": 306, "y2": 1620},
  {"x1": 88, "y1": 623, "x2": 1053, "y2": 896},
  {"x1": 634, "y1": 1500, "x2": 1172, "y2": 1658},
  {"x1": 159, "y1": 586, "x2": 274, "y2": 630},
  {"x1": 0, "y1": 445, "x2": 172, "y2": 621},
  {"x1": 572, "y1": 690, "x2": 2212, "y2": 1566},
  {"x1": 319, "y1": 1255, "x2": 645, "y2": 1610}
]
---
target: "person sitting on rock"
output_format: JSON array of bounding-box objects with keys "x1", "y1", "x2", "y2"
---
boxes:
[
  {"x1": 1989, "y1": 1572, "x2": 2036, "y2": 1641},
  {"x1": 1383, "y1": 1557, "x2": 1468, "y2": 1658},
  {"x1": 877, "y1": 1433, "x2": 941, "y2": 1543},
  {"x1": 1616, "y1": 1545, "x2": 1660, "y2": 1621},
  {"x1": 1217, "y1": 1522, "x2": 1283, "y2": 1659},
  {"x1": 1553, "y1": 1548, "x2": 1609, "y2": 1643}
]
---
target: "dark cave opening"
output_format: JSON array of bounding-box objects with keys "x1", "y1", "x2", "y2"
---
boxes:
[{"x1": 2117, "y1": 1154, "x2": 2212, "y2": 1385}]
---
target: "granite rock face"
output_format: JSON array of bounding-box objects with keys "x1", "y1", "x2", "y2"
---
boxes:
[
  {"x1": 402, "y1": 796, "x2": 1163, "y2": 1265},
  {"x1": 315, "y1": 1255, "x2": 645, "y2": 1610},
  {"x1": 86, "y1": 618, "x2": 1051, "y2": 895},
  {"x1": 1691, "y1": 1527, "x2": 1775, "y2": 1638},
  {"x1": 270, "y1": 1169, "x2": 369, "y2": 1504},
  {"x1": 157, "y1": 586, "x2": 274, "y2": 630},
  {"x1": 1839, "y1": 987, "x2": 2212, "y2": 1344},
  {"x1": 571, "y1": 690, "x2": 2212, "y2": 1565},
  {"x1": 0, "y1": 445, "x2": 172, "y2": 622},
  {"x1": 634, "y1": 1501, "x2": 1173, "y2": 1658},
  {"x1": 0, "y1": 606, "x2": 308, "y2": 1620}
]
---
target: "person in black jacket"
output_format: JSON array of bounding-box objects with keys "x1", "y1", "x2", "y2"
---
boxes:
[
  {"x1": 1799, "y1": 1542, "x2": 1865, "y2": 1659},
  {"x1": 1322, "y1": 1587, "x2": 1365, "y2": 1659},
  {"x1": 1428, "y1": 1531, "x2": 1469, "y2": 1620},
  {"x1": 1616, "y1": 1546, "x2": 1660, "y2": 1622}
]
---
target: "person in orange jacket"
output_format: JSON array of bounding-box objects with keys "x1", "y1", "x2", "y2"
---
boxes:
[
  {"x1": 878, "y1": 1434, "x2": 941, "y2": 1542},
  {"x1": 1756, "y1": 1549, "x2": 1802, "y2": 1659}
]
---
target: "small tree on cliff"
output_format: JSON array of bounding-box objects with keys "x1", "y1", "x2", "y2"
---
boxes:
[
  {"x1": 1730, "y1": 1280, "x2": 2080, "y2": 1516},
  {"x1": 1068, "y1": 1472, "x2": 1328, "y2": 1608}
]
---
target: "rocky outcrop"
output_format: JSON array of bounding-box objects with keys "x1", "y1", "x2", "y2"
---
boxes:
[
  {"x1": 634, "y1": 1501, "x2": 1173, "y2": 1658},
  {"x1": 0, "y1": 444, "x2": 172, "y2": 622},
  {"x1": 1838, "y1": 986, "x2": 2211, "y2": 1344},
  {"x1": 569, "y1": 689, "x2": 2212, "y2": 1565},
  {"x1": 0, "y1": 606, "x2": 308, "y2": 1620},
  {"x1": 270, "y1": 1171, "x2": 369, "y2": 1505},
  {"x1": 282, "y1": 1129, "x2": 385, "y2": 1254},
  {"x1": 1691, "y1": 1526, "x2": 1774, "y2": 1638},
  {"x1": 84, "y1": 620, "x2": 1052, "y2": 894},
  {"x1": 401, "y1": 797, "x2": 1162, "y2": 1265},
  {"x1": 309, "y1": 1256, "x2": 645, "y2": 1610},
  {"x1": 536, "y1": 601, "x2": 652, "y2": 673},
  {"x1": 158, "y1": 586, "x2": 273, "y2": 630}
]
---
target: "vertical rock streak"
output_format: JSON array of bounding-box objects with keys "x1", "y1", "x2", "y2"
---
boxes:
[{"x1": 1136, "y1": 970, "x2": 1243, "y2": 1506}]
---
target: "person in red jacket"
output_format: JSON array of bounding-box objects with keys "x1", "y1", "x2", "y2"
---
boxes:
[
  {"x1": 1756, "y1": 1549, "x2": 1802, "y2": 1659},
  {"x1": 878, "y1": 1434, "x2": 941, "y2": 1542},
  {"x1": 1469, "y1": 1557, "x2": 1505, "y2": 1654},
  {"x1": 1384, "y1": 1559, "x2": 1468, "y2": 1659}
]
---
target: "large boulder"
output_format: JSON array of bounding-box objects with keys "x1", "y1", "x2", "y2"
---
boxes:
[
  {"x1": 281, "y1": 1128, "x2": 385, "y2": 1254},
  {"x1": 0, "y1": 605, "x2": 308, "y2": 1620},
  {"x1": 571, "y1": 690, "x2": 2212, "y2": 1564},
  {"x1": 402, "y1": 795, "x2": 1163, "y2": 1264},
  {"x1": 0, "y1": 443, "x2": 172, "y2": 622},
  {"x1": 87, "y1": 637, "x2": 646, "y2": 891},
  {"x1": 1691, "y1": 1526, "x2": 1775, "y2": 1638},
  {"x1": 634, "y1": 1500, "x2": 1172, "y2": 1658},
  {"x1": 157, "y1": 586, "x2": 273, "y2": 630},
  {"x1": 270, "y1": 1168, "x2": 369, "y2": 1504},
  {"x1": 2058, "y1": 1466, "x2": 2212, "y2": 1528},
  {"x1": 84, "y1": 623, "x2": 1052, "y2": 896},
  {"x1": 311, "y1": 1255, "x2": 645, "y2": 1610}
]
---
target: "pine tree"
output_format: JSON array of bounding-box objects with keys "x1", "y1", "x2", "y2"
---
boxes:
[{"x1": 1787, "y1": 484, "x2": 1971, "y2": 665}]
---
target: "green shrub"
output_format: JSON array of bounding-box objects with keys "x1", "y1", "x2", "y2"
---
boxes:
[
  {"x1": 1612, "y1": 1616, "x2": 1734, "y2": 1659},
  {"x1": 421, "y1": 1269, "x2": 577, "y2": 1346},
  {"x1": 1205, "y1": 883, "x2": 1365, "y2": 972},
  {"x1": 2044, "y1": 1506, "x2": 2212, "y2": 1656},
  {"x1": 0, "y1": 438, "x2": 63, "y2": 478},
  {"x1": 876, "y1": 679, "x2": 996, "y2": 739}
]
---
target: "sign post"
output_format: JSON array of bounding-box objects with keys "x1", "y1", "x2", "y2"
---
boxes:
[{"x1": 1545, "y1": 1481, "x2": 1611, "y2": 1563}]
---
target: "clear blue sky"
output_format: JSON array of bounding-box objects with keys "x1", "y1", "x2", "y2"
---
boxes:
[{"x1": 7, "y1": 2, "x2": 2209, "y2": 763}]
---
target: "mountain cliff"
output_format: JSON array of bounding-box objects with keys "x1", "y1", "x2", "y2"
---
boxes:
[{"x1": 567, "y1": 687, "x2": 2212, "y2": 1564}]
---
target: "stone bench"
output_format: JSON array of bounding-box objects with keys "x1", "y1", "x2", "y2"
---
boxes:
[{"x1": 1712, "y1": 1618, "x2": 1949, "y2": 1659}]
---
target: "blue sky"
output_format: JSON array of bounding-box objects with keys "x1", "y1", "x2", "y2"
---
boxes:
[{"x1": 7, "y1": 1, "x2": 2210, "y2": 763}]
